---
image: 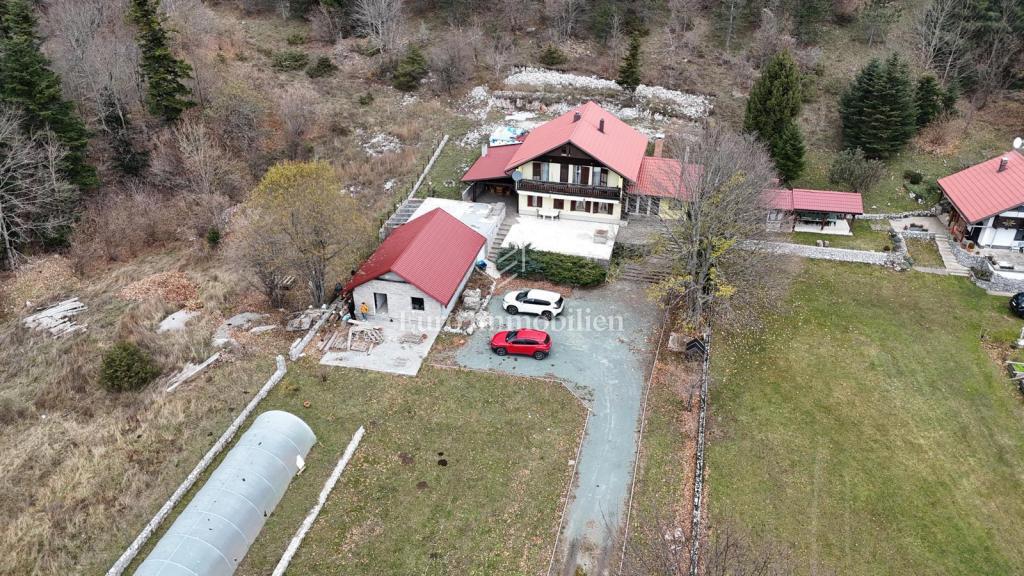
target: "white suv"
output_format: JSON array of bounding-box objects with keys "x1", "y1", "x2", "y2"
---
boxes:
[{"x1": 502, "y1": 289, "x2": 565, "y2": 319}]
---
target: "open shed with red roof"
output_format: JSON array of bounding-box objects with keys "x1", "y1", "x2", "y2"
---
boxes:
[{"x1": 766, "y1": 188, "x2": 865, "y2": 235}]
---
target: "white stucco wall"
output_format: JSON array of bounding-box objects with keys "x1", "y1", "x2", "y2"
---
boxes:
[
  {"x1": 352, "y1": 263, "x2": 475, "y2": 321},
  {"x1": 517, "y1": 192, "x2": 622, "y2": 223}
]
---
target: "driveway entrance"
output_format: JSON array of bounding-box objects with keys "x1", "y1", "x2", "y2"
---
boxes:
[{"x1": 454, "y1": 280, "x2": 659, "y2": 574}]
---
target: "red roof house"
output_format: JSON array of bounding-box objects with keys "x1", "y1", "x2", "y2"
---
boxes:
[
  {"x1": 346, "y1": 209, "x2": 485, "y2": 316},
  {"x1": 939, "y1": 150, "x2": 1024, "y2": 224},
  {"x1": 765, "y1": 188, "x2": 864, "y2": 234},
  {"x1": 626, "y1": 156, "x2": 702, "y2": 199},
  {"x1": 461, "y1": 143, "x2": 522, "y2": 183}
]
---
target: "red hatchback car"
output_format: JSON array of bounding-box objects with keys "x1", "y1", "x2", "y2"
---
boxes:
[{"x1": 490, "y1": 329, "x2": 552, "y2": 360}]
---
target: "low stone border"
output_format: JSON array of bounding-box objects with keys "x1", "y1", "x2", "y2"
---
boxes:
[
  {"x1": 107, "y1": 356, "x2": 290, "y2": 576},
  {"x1": 744, "y1": 240, "x2": 897, "y2": 266},
  {"x1": 859, "y1": 208, "x2": 938, "y2": 220}
]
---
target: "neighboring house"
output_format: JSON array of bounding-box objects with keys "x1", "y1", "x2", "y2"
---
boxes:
[
  {"x1": 345, "y1": 208, "x2": 485, "y2": 321},
  {"x1": 940, "y1": 150, "x2": 1024, "y2": 249},
  {"x1": 461, "y1": 101, "x2": 687, "y2": 223},
  {"x1": 766, "y1": 188, "x2": 864, "y2": 235}
]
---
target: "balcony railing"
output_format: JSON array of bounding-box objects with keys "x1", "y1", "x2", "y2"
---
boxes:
[{"x1": 516, "y1": 179, "x2": 622, "y2": 200}]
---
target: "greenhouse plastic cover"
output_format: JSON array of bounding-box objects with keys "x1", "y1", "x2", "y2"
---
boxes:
[{"x1": 134, "y1": 410, "x2": 316, "y2": 576}]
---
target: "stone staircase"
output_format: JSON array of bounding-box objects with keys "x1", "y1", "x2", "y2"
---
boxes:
[
  {"x1": 486, "y1": 219, "x2": 515, "y2": 260},
  {"x1": 380, "y1": 197, "x2": 424, "y2": 239},
  {"x1": 935, "y1": 238, "x2": 970, "y2": 277}
]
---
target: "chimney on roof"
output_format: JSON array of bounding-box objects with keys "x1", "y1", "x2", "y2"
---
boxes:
[
  {"x1": 999, "y1": 156, "x2": 1009, "y2": 172},
  {"x1": 481, "y1": 143, "x2": 488, "y2": 157},
  {"x1": 573, "y1": 111, "x2": 581, "y2": 122},
  {"x1": 653, "y1": 138, "x2": 664, "y2": 157},
  {"x1": 598, "y1": 118, "x2": 605, "y2": 133}
]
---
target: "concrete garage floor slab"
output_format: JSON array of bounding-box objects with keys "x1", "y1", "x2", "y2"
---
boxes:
[
  {"x1": 320, "y1": 319, "x2": 440, "y2": 376},
  {"x1": 454, "y1": 281, "x2": 659, "y2": 575}
]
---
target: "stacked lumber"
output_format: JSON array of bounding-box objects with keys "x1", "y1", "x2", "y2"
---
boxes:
[{"x1": 22, "y1": 298, "x2": 87, "y2": 337}]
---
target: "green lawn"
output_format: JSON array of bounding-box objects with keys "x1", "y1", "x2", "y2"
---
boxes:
[
  {"x1": 905, "y1": 238, "x2": 945, "y2": 268},
  {"x1": 786, "y1": 219, "x2": 892, "y2": 251},
  {"x1": 223, "y1": 363, "x2": 584, "y2": 575},
  {"x1": 710, "y1": 263, "x2": 1024, "y2": 575},
  {"x1": 417, "y1": 119, "x2": 479, "y2": 200}
]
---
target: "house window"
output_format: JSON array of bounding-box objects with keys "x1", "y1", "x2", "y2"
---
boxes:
[
  {"x1": 527, "y1": 195, "x2": 542, "y2": 208},
  {"x1": 599, "y1": 168, "x2": 609, "y2": 187},
  {"x1": 559, "y1": 163, "x2": 569, "y2": 182},
  {"x1": 531, "y1": 162, "x2": 542, "y2": 180},
  {"x1": 571, "y1": 200, "x2": 589, "y2": 212},
  {"x1": 592, "y1": 202, "x2": 613, "y2": 215},
  {"x1": 553, "y1": 198, "x2": 565, "y2": 210},
  {"x1": 580, "y1": 166, "x2": 590, "y2": 185},
  {"x1": 541, "y1": 162, "x2": 549, "y2": 180},
  {"x1": 411, "y1": 297, "x2": 425, "y2": 311}
]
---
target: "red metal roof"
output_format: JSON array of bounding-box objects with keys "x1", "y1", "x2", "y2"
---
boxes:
[
  {"x1": 503, "y1": 101, "x2": 648, "y2": 182},
  {"x1": 461, "y1": 143, "x2": 522, "y2": 182},
  {"x1": 764, "y1": 188, "x2": 794, "y2": 210},
  {"x1": 626, "y1": 156, "x2": 698, "y2": 198},
  {"x1": 345, "y1": 208, "x2": 485, "y2": 306},
  {"x1": 938, "y1": 150, "x2": 1024, "y2": 224},
  {"x1": 790, "y1": 189, "x2": 863, "y2": 214}
]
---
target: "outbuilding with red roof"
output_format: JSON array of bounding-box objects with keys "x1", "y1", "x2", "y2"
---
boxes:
[
  {"x1": 765, "y1": 188, "x2": 864, "y2": 235},
  {"x1": 940, "y1": 150, "x2": 1024, "y2": 248},
  {"x1": 345, "y1": 208, "x2": 485, "y2": 319}
]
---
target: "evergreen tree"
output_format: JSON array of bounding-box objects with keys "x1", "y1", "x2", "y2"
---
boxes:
[
  {"x1": 391, "y1": 46, "x2": 428, "y2": 92},
  {"x1": 100, "y1": 91, "x2": 149, "y2": 177},
  {"x1": 743, "y1": 51, "x2": 805, "y2": 181},
  {"x1": 790, "y1": 0, "x2": 830, "y2": 43},
  {"x1": 914, "y1": 75, "x2": 944, "y2": 128},
  {"x1": 130, "y1": 0, "x2": 194, "y2": 122},
  {"x1": 840, "y1": 54, "x2": 917, "y2": 159},
  {"x1": 617, "y1": 34, "x2": 643, "y2": 94},
  {"x1": 0, "y1": 0, "x2": 96, "y2": 189}
]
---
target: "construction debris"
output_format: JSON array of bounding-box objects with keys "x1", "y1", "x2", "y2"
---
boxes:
[
  {"x1": 347, "y1": 323, "x2": 384, "y2": 353},
  {"x1": 286, "y1": 308, "x2": 330, "y2": 332},
  {"x1": 23, "y1": 298, "x2": 87, "y2": 337},
  {"x1": 157, "y1": 309, "x2": 200, "y2": 333},
  {"x1": 462, "y1": 288, "x2": 482, "y2": 311},
  {"x1": 120, "y1": 272, "x2": 202, "y2": 309},
  {"x1": 165, "y1": 352, "x2": 222, "y2": 393},
  {"x1": 213, "y1": 312, "x2": 270, "y2": 348}
]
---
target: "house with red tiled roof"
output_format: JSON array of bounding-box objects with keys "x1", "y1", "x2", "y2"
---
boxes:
[
  {"x1": 345, "y1": 208, "x2": 485, "y2": 319},
  {"x1": 940, "y1": 150, "x2": 1024, "y2": 248},
  {"x1": 461, "y1": 101, "x2": 684, "y2": 223}
]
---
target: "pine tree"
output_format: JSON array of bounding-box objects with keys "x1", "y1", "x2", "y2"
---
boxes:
[
  {"x1": 130, "y1": 0, "x2": 194, "y2": 122},
  {"x1": 101, "y1": 91, "x2": 149, "y2": 177},
  {"x1": 617, "y1": 34, "x2": 643, "y2": 94},
  {"x1": 391, "y1": 46, "x2": 428, "y2": 92},
  {"x1": 840, "y1": 54, "x2": 917, "y2": 159},
  {"x1": 914, "y1": 75, "x2": 944, "y2": 128},
  {"x1": 743, "y1": 51, "x2": 805, "y2": 181},
  {"x1": 0, "y1": 0, "x2": 96, "y2": 189}
]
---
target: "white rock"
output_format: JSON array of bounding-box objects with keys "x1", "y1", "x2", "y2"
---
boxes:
[{"x1": 157, "y1": 309, "x2": 199, "y2": 333}]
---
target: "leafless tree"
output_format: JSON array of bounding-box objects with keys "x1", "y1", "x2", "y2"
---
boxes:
[
  {"x1": 353, "y1": 0, "x2": 404, "y2": 55},
  {"x1": 649, "y1": 127, "x2": 777, "y2": 329},
  {"x1": 311, "y1": 2, "x2": 344, "y2": 43},
  {"x1": 0, "y1": 108, "x2": 79, "y2": 270},
  {"x1": 208, "y1": 79, "x2": 268, "y2": 157},
  {"x1": 720, "y1": 0, "x2": 747, "y2": 53},
  {"x1": 231, "y1": 212, "x2": 294, "y2": 308},
  {"x1": 276, "y1": 84, "x2": 320, "y2": 160},
  {"x1": 484, "y1": 35, "x2": 516, "y2": 80},
  {"x1": 42, "y1": 0, "x2": 143, "y2": 121},
  {"x1": 161, "y1": 0, "x2": 222, "y2": 109},
  {"x1": 430, "y1": 34, "x2": 472, "y2": 96},
  {"x1": 748, "y1": 8, "x2": 795, "y2": 69},
  {"x1": 667, "y1": 0, "x2": 699, "y2": 48},
  {"x1": 966, "y1": 0, "x2": 1024, "y2": 109},
  {"x1": 175, "y1": 114, "x2": 242, "y2": 197},
  {"x1": 546, "y1": 0, "x2": 584, "y2": 40},
  {"x1": 913, "y1": 0, "x2": 970, "y2": 85}
]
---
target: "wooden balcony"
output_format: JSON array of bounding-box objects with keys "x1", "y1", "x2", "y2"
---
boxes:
[{"x1": 516, "y1": 179, "x2": 622, "y2": 200}]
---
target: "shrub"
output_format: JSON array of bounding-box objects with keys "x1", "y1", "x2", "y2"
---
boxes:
[
  {"x1": 828, "y1": 147, "x2": 886, "y2": 192},
  {"x1": 358, "y1": 92, "x2": 374, "y2": 106},
  {"x1": 306, "y1": 56, "x2": 337, "y2": 78},
  {"x1": 499, "y1": 245, "x2": 606, "y2": 287},
  {"x1": 206, "y1": 227, "x2": 221, "y2": 249},
  {"x1": 392, "y1": 47, "x2": 428, "y2": 91},
  {"x1": 537, "y1": 44, "x2": 568, "y2": 67},
  {"x1": 286, "y1": 32, "x2": 308, "y2": 46},
  {"x1": 971, "y1": 264, "x2": 993, "y2": 281},
  {"x1": 100, "y1": 342, "x2": 160, "y2": 393},
  {"x1": 271, "y1": 50, "x2": 310, "y2": 71},
  {"x1": 903, "y1": 170, "x2": 924, "y2": 184}
]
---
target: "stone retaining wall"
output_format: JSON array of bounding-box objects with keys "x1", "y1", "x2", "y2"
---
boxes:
[
  {"x1": 901, "y1": 230, "x2": 938, "y2": 240},
  {"x1": 859, "y1": 208, "x2": 938, "y2": 220},
  {"x1": 948, "y1": 241, "x2": 989, "y2": 269},
  {"x1": 745, "y1": 240, "x2": 896, "y2": 266},
  {"x1": 974, "y1": 273, "x2": 1024, "y2": 294}
]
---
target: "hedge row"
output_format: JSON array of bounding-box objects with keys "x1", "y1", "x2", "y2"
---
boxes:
[{"x1": 499, "y1": 245, "x2": 606, "y2": 287}]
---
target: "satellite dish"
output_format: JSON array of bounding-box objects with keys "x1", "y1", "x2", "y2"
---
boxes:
[
  {"x1": 511, "y1": 170, "x2": 523, "y2": 182},
  {"x1": 1014, "y1": 137, "x2": 1023, "y2": 150}
]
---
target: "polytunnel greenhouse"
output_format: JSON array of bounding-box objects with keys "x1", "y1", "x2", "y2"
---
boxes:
[{"x1": 134, "y1": 410, "x2": 316, "y2": 576}]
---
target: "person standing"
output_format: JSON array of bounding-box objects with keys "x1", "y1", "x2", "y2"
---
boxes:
[{"x1": 359, "y1": 302, "x2": 369, "y2": 321}]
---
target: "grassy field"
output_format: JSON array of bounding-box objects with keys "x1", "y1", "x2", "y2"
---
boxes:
[
  {"x1": 126, "y1": 362, "x2": 585, "y2": 575},
  {"x1": 787, "y1": 219, "x2": 893, "y2": 251},
  {"x1": 905, "y1": 238, "x2": 945, "y2": 268},
  {"x1": 709, "y1": 262, "x2": 1024, "y2": 575}
]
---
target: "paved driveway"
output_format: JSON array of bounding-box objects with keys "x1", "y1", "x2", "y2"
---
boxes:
[{"x1": 454, "y1": 281, "x2": 658, "y2": 574}]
